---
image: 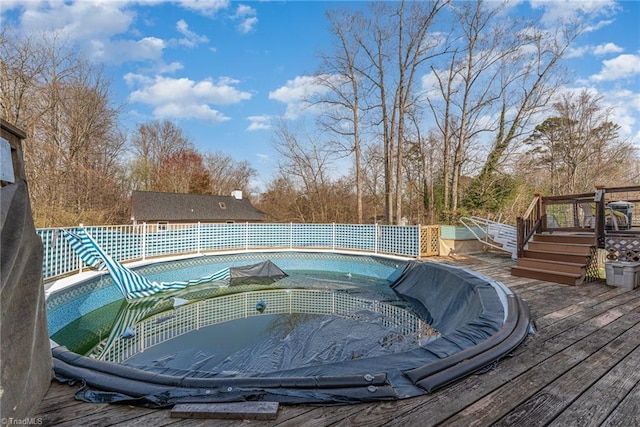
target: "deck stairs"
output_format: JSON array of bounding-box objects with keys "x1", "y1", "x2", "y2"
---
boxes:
[{"x1": 510, "y1": 233, "x2": 595, "y2": 286}]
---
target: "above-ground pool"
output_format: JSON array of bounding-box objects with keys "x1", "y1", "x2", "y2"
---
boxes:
[{"x1": 47, "y1": 251, "x2": 531, "y2": 406}]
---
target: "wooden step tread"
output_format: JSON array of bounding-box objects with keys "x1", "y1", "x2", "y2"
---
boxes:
[
  {"x1": 533, "y1": 234, "x2": 594, "y2": 244},
  {"x1": 523, "y1": 249, "x2": 592, "y2": 257},
  {"x1": 511, "y1": 265, "x2": 586, "y2": 285},
  {"x1": 521, "y1": 250, "x2": 591, "y2": 265},
  {"x1": 518, "y1": 258, "x2": 585, "y2": 268},
  {"x1": 511, "y1": 266, "x2": 582, "y2": 279},
  {"x1": 528, "y1": 241, "x2": 593, "y2": 248},
  {"x1": 516, "y1": 258, "x2": 586, "y2": 275},
  {"x1": 526, "y1": 242, "x2": 593, "y2": 256}
]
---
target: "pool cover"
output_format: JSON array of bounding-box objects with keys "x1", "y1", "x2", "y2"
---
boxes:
[
  {"x1": 1, "y1": 180, "x2": 52, "y2": 417},
  {"x1": 52, "y1": 260, "x2": 531, "y2": 407},
  {"x1": 229, "y1": 260, "x2": 287, "y2": 285}
]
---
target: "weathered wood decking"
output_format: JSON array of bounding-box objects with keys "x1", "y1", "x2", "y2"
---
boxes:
[{"x1": 36, "y1": 253, "x2": 640, "y2": 426}]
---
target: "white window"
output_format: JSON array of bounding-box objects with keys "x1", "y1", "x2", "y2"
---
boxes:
[{"x1": 157, "y1": 221, "x2": 168, "y2": 232}]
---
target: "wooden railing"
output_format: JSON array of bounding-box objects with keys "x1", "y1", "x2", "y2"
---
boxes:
[
  {"x1": 516, "y1": 194, "x2": 542, "y2": 258},
  {"x1": 516, "y1": 185, "x2": 640, "y2": 257}
]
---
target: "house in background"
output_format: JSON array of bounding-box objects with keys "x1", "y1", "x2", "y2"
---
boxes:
[{"x1": 131, "y1": 190, "x2": 266, "y2": 228}]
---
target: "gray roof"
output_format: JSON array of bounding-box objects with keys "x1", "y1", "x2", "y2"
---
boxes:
[{"x1": 131, "y1": 191, "x2": 265, "y2": 222}]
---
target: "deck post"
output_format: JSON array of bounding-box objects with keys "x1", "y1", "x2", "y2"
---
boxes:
[
  {"x1": 536, "y1": 193, "x2": 544, "y2": 233},
  {"x1": 595, "y1": 186, "x2": 606, "y2": 248}
]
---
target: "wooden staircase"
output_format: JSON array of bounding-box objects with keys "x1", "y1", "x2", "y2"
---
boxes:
[{"x1": 511, "y1": 233, "x2": 595, "y2": 286}]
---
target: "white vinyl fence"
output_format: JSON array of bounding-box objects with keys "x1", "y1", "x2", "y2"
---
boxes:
[{"x1": 38, "y1": 223, "x2": 421, "y2": 281}]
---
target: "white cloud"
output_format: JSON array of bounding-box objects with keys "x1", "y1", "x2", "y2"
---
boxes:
[
  {"x1": 583, "y1": 19, "x2": 615, "y2": 33},
  {"x1": 529, "y1": 0, "x2": 619, "y2": 27},
  {"x1": 5, "y1": 1, "x2": 175, "y2": 67},
  {"x1": 235, "y1": 4, "x2": 256, "y2": 18},
  {"x1": 566, "y1": 42, "x2": 624, "y2": 59},
  {"x1": 175, "y1": 19, "x2": 209, "y2": 47},
  {"x1": 124, "y1": 72, "x2": 152, "y2": 87},
  {"x1": 601, "y1": 88, "x2": 640, "y2": 137},
  {"x1": 247, "y1": 115, "x2": 272, "y2": 131},
  {"x1": 91, "y1": 37, "x2": 166, "y2": 64},
  {"x1": 154, "y1": 103, "x2": 230, "y2": 123},
  {"x1": 237, "y1": 17, "x2": 258, "y2": 34},
  {"x1": 156, "y1": 61, "x2": 184, "y2": 74},
  {"x1": 566, "y1": 45, "x2": 590, "y2": 59},
  {"x1": 420, "y1": 70, "x2": 444, "y2": 99},
  {"x1": 269, "y1": 75, "x2": 333, "y2": 119},
  {"x1": 127, "y1": 74, "x2": 252, "y2": 123},
  {"x1": 0, "y1": 0, "x2": 26, "y2": 10},
  {"x1": 233, "y1": 4, "x2": 258, "y2": 34},
  {"x1": 593, "y1": 42, "x2": 623, "y2": 56},
  {"x1": 19, "y1": 1, "x2": 135, "y2": 42},
  {"x1": 178, "y1": 0, "x2": 230, "y2": 16},
  {"x1": 591, "y1": 54, "x2": 640, "y2": 82},
  {"x1": 130, "y1": 75, "x2": 251, "y2": 105}
]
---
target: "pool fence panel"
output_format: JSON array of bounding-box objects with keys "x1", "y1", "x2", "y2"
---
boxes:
[
  {"x1": 38, "y1": 223, "x2": 423, "y2": 281},
  {"x1": 420, "y1": 225, "x2": 440, "y2": 257}
]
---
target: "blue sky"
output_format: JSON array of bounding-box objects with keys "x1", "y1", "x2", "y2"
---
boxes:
[{"x1": 2, "y1": 0, "x2": 639, "y2": 191}]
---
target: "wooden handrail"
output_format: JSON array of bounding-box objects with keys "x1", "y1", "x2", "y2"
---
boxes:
[
  {"x1": 541, "y1": 192, "x2": 596, "y2": 202},
  {"x1": 602, "y1": 185, "x2": 640, "y2": 193},
  {"x1": 522, "y1": 194, "x2": 541, "y2": 219},
  {"x1": 516, "y1": 194, "x2": 542, "y2": 258},
  {"x1": 516, "y1": 185, "x2": 639, "y2": 253}
]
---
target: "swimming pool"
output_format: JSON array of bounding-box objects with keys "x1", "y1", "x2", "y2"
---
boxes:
[{"x1": 47, "y1": 251, "x2": 531, "y2": 406}]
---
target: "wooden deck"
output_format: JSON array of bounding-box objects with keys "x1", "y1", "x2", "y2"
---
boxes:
[{"x1": 35, "y1": 253, "x2": 640, "y2": 426}]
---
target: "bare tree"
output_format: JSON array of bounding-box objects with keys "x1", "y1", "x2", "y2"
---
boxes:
[
  {"x1": 404, "y1": 110, "x2": 441, "y2": 224},
  {"x1": 271, "y1": 120, "x2": 333, "y2": 222},
  {"x1": 525, "y1": 90, "x2": 637, "y2": 194},
  {"x1": 428, "y1": 1, "x2": 529, "y2": 219},
  {"x1": 129, "y1": 120, "x2": 193, "y2": 191},
  {"x1": 361, "y1": 143, "x2": 385, "y2": 223},
  {"x1": 345, "y1": 0, "x2": 449, "y2": 224},
  {"x1": 1, "y1": 30, "x2": 127, "y2": 226},
  {"x1": 315, "y1": 9, "x2": 368, "y2": 223},
  {"x1": 203, "y1": 151, "x2": 256, "y2": 196},
  {"x1": 467, "y1": 17, "x2": 582, "y2": 209},
  {"x1": 154, "y1": 149, "x2": 211, "y2": 194},
  {"x1": 0, "y1": 28, "x2": 45, "y2": 125}
]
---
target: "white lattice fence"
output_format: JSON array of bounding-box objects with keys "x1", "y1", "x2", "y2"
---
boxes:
[{"x1": 38, "y1": 223, "x2": 421, "y2": 281}]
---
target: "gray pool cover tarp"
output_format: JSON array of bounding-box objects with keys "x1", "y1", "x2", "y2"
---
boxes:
[
  {"x1": 1, "y1": 180, "x2": 53, "y2": 418},
  {"x1": 229, "y1": 260, "x2": 287, "y2": 285},
  {"x1": 52, "y1": 259, "x2": 530, "y2": 406}
]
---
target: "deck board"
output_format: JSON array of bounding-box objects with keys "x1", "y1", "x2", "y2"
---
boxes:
[
  {"x1": 548, "y1": 339, "x2": 640, "y2": 426},
  {"x1": 34, "y1": 253, "x2": 640, "y2": 426}
]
